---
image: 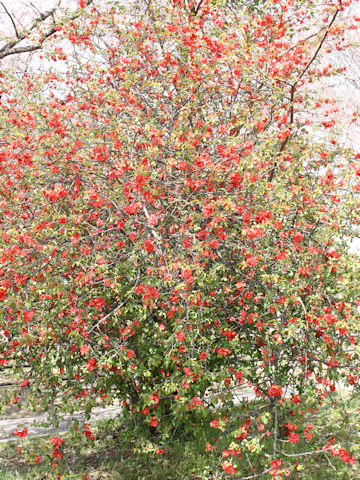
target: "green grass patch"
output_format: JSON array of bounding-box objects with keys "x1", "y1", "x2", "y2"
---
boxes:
[
  {"x1": 0, "y1": 392, "x2": 358, "y2": 480},
  {"x1": 0, "y1": 419, "x2": 216, "y2": 480}
]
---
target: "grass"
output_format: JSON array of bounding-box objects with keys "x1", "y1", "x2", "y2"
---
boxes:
[
  {"x1": 0, "y1": 392, "x2": 358, "y2": 480},
  {"x1": 0, "y1": 420, "x2": 216, "y2": 480}
]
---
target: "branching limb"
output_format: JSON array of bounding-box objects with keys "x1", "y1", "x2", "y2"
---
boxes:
[{"x1": 0, "y1": 0, "x2": 94, "y2": 61}]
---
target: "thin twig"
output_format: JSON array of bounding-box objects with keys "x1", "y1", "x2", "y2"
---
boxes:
[{"x1": 1, "y1": 2, "x2": 19, "y2": 38}]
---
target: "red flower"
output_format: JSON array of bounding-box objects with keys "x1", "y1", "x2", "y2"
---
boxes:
[
  {"x1": 304, "y1": 424, "x2": 314, "y2": 440},
  {"x1": 288, "y1": 432, "x2": 300, "y2": 444},
  {"x1": 293, "y1": 231, "x2": 303, "y2": 245},
  {"x1": 222, "y1": 462, "x2": 237, "y2": 474},
  {"x1": 52, "y1": 449, "x2": 62, "y2": 459},
  {"x1": 270, "y1": 458, "x2": 282, "y2": 476},
  {"x1": 144, "y1": 238, "x2": 155, "y2": 253},
  {"x1": 50, "y1": 437, "x2": 63, "y2": 448},
  {"x1": 256, "y1": 121, "x2": 265, "y2": 132},
  {"x1": 86, "y1": 358, "x2": 97, "y2": 371},
  {"x1": 181, "y1": 268, "x2": 194, "y2": 284},
  {"x1": 126, "y1": 349, "x2": 134, "y2": 359},
  {"x1": 150, "y1": 416, "x2": 158, "y2": 427},
  {"x1": 264, "y1": 13, "x2": 273, "y2": 25},
  {"x1": 148, "y1": 214, "x2": 159, "y2": 226},
  {"x1": 149, "y1": 393, "x2": 159, "y2": 404},
  {"x1": 218, "y1": 347, "x2": 231, "y2": 357},
  {"x1": 83, "y1": 424, "x2": 94, "y2": 440},
  {"x1": 80, "y1": 345, "x2": 90, "y2": 356},
  {"x1": 20, "y1": 379, "x2": 29, "y2": 389},
  {"x1": 0, "y1": 287, "x2": 7, "y2": 301},
  {"x1": 188, "y1": 396, "x2": 203, "y2": 410},
  {"x1": 268, "y1": 384, "x2": 283, "y2": 398},
  {"x1": 176, "y1": 330, "x2": 186, "y2": 342}
]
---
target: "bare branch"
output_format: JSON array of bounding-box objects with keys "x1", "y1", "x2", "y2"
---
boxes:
[
  {"x1": 0, "y1": 0, "x2": 94, "y2": 61},
  {"x1": 268, "y1": 4, "x2": 341, "y2": 182},
  {"x1": 1, "y1": 1, "x2": 19, "y2": 39},
  {"x1": 298, "y1": 6, "x2": 341, "y2": 82},
  {"x1": 193, "y1": 0, "x2": 205, "y2": 16}
]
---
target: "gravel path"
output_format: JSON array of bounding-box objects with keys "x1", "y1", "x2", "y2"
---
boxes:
[
  {"x1": 0, "y1": 406, "x2": 123, "y2": 443},
  {"x1": 0, "y1": 383, "x2": 350, "y2": 443},
  {"x1": 0, "y1": 388, "x2": 257, "y2": 443}
]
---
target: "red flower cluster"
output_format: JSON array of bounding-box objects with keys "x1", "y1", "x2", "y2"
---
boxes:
[
  {"x1": 13, "y1": 428, "x2": 28, "y2": 438},
  {"x1": 50, "y1": 437, "x2": 63, "y2": 459},
  {"x1": 86, "y1": 358, "x2": 97, "y2": 371},
  {"x1": 268, "y1": 384, "x2": 283, "y2": 398}
]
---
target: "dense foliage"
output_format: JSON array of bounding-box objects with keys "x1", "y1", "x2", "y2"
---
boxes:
[{"x1": 0, "y1": 0, "x2": 360, "y2": 477}]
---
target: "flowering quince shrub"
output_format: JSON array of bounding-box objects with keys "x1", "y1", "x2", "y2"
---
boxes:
[{"x1": 0, "y1": 0, "x2": 360, "y2": 477}]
